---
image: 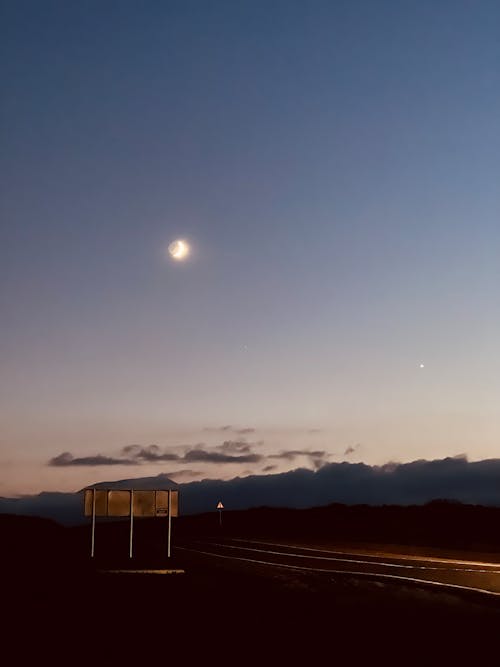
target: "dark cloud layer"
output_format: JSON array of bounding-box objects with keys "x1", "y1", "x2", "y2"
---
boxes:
[
  {"x1": 45, "y1": 452, "x2": 500, "y2": 521},
  {"x1": 6, "y1": 457, "x2": 500, "y2": 525},
  {"x1": 177, "y1": 456, "x2": 500, "y2": 515}
]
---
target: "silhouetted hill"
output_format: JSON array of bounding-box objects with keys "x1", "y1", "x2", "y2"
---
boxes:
[{"x1": 0, "y1": 492, "x2": 81, "y2": 523}]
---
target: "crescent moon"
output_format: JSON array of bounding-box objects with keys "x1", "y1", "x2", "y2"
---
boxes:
[{"x1": 168, "y1": 239, "x2": 190, "y2": 260}]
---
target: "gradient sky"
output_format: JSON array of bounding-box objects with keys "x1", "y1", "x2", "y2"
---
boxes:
[{"x1": 1, "y1": 0, "x2": 499, "y2": 496}]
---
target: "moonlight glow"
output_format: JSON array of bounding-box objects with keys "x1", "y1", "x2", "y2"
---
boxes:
[{"x1": 168, "y1": 239, "x2": 190, "y2": 261}]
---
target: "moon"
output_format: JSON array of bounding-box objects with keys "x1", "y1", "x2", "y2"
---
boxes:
[{"x1": 168, "y1": 239, "x2": 190, "y2": 261}]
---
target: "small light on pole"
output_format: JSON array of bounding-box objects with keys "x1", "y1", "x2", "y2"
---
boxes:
[{"x1": 217, "y1": 501, "x2": 224, "y2": 527}]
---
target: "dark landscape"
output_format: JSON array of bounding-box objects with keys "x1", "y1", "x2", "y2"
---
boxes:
[{"x1": 3, "y1": 502, "x2": 500, "y2": 660}]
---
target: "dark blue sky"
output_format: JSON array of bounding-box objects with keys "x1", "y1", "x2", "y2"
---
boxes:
[{"x1": 1, "y1": 1, "x2": 499, "y2": 495}]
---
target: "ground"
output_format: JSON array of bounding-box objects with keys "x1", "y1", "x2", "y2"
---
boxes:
[{"x1": 2, "y1": 511, "x2": 500, "y2": 662}]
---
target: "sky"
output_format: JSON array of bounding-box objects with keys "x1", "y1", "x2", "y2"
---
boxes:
[{"x1": 1, "y1": 0, "x2": 499, "y2": 497}]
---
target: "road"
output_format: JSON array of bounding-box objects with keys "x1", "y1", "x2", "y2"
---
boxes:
[{"x1": 177, "y1": 537, "x2": 500, "y2": 599}]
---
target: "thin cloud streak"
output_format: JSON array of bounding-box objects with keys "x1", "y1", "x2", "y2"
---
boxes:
[
  {"x1": 269, "y1": 449, "x2": 330, "y2": 470},
  {"x1": 203, "y1": 425, "x2": 233, "y2": 432},
  {"x1": 49, "y1": 452, "x2": 137, "y2": 466},
  {"x1": 48, "y1": 443, "x2": 263, "y2": 467}
]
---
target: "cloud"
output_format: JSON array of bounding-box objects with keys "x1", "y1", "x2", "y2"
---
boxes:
[
  {"x1": 49, "y1": 452, "x2": 136, "y2": 466},
  {"x1": 183, "y1": 449, "x2": 262, "y2": 464},
  {"x1": 269, "y1": 449, "x2": 330, "y2": 470},
  {"x1": 122, "y1": 445, "x2": 142, "y2": 455},
  {"x1": 344, "y1": 444, "x2": 360, "y2": 456},
  {"x1": 203, "y1": 425, "x2": 232, "y2": 432},
  {"x1": 218, "y1": 440, "x2": 252, "y2": 454},
  {"x1": 216, "y1": 440, "x2": 259, "y2": 455},
  {"x1": 203, "y1": 425, "x2": 256, "y2": 435},
  {"x1": 263, "y1": 465, "x2": 277, "y2": 472},
  {"x1": 122, "y1": 445, "x2": 180, "y2": 462},
  {"x1": 182, "y1": 440, "x2": 265, "y2": 464}
]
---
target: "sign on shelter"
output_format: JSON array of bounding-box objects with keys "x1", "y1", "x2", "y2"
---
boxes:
[{"x1": 84, "y1": 489, "x2": 179, "y2": 517}]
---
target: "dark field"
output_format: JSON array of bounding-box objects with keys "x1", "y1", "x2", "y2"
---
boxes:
[{"x1": 3, "y1": 506, "x2": 500, "y2": 661}]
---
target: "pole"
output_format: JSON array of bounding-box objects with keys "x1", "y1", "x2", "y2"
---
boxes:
[
  {"x1": 91, "y1": 488, "x2": 96, "y2": 558},
  {"x1": 129, "y1": 490, "x2": 134, "y2": 559},
  {"x1": 167, "y1": 489, "x2": 172, "y2": 558},
  {"x1": 216, "y1": 502, "x2": 224, "y2": 527}
]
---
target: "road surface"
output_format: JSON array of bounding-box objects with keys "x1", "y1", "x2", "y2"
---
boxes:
[{"x1": 177, "y1": 537, "x2": 500, "y2": 599}]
